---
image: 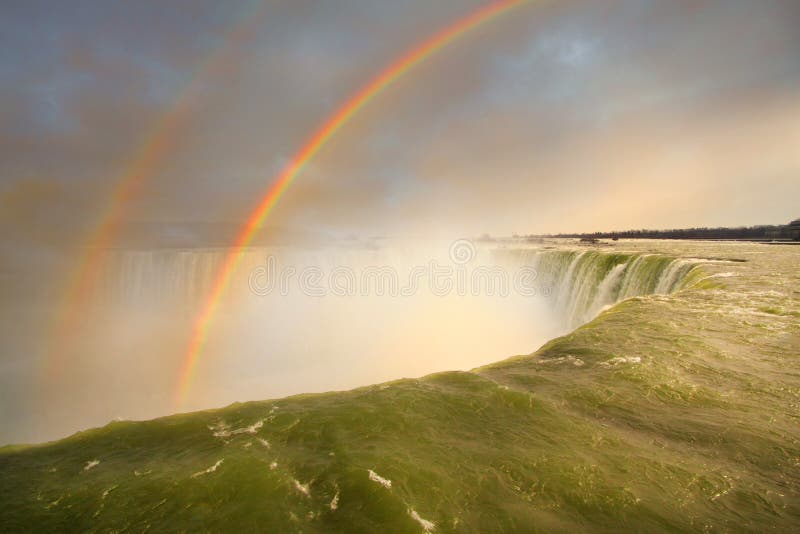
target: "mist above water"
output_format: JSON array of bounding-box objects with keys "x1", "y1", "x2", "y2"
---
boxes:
[
  {"x1": 37, "y1": 241, "x2": 560, "y2": 440},
  {"x1": 18, "y1": 240, "x2": 696, "y2": 443}
]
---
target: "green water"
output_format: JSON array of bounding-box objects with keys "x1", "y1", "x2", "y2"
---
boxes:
[{"x1": 1, "y1": 240, "x2": 798, "y2": 532}]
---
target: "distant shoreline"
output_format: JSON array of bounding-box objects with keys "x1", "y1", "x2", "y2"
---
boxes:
[
  {"x1": 508, "y1": 222, "x2": 800, "y2": 243},
  {"x1": 490, "y1": 236, "x2": 800, "y2": 246}
]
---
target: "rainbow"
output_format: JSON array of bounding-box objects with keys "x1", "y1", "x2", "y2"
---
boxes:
[
  {"x1": 175, "y1": 0, "x2": 529, "y2": 406},
  {"x1": 45, "y1": 2, "x2": 271, "y2": 378}
]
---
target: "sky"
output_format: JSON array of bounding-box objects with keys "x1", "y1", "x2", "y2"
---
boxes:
[
  {"x1": 1, "y1": 0, "x2": 799, "y2": 442},
  {"x1": 2, "y1": 0, "x2": 799, "y2": 248}
]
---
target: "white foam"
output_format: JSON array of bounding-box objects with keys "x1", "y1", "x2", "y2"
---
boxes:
[
  {"x1": 257, "y1": 438, "x2": 270, "y2": 449},
  {"x1": 208, "y1": 421, "x2": 230, "y2": 437},
  {"x1": 368, "y1": 469, "x2": 392, "y2": 489},
  {"x1": 192, "y1": 459, "x2": 223, "y2": 478},
  {"x1": 409, "y1": 509, "x2": 436, "y2": 532},
  {"x1": 702, "y1": 272, "x2": 737, "y2": 281},
  {"x1": 330, "y1": 491, "x2": 340, "y2": 511},
  {"x1": 84, "y1": 460, "x2": 100, "y2": 471},
  {"x1": 243, "y1": 420, "x2": 265, "y2": 434},
  {"x1": 211, "y1": 419, "x2": 265, "y2": 438},
  {"x1": 601, "y1": 356, "x2": 642, "y2": 367},
  {"x1": 292, "y1": 479, "x2": 310, "y2": 497},
  {"x1": 269, "y1": 461, "x2": 278, "y2": 470},
  {"x1": 537, "y1": 355, "x2": 585, "y2": 367}
]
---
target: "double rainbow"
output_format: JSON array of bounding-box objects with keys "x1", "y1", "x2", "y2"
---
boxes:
[
  {"x1": 47, "y1": 2, "x2": 271, "y2": 377},
  {"x1": 175, "y1": 0, "x2": 529, "y2": 406}
]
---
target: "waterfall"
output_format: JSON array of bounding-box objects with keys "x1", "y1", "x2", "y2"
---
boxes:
[
  {"x1": 495, "y1": 247, "x2": 700, "y2": 327},
  {"x1": 98, "y1": 245, "x2": 700, "y2": 330},
  {"x1": 71, "y1": 243, "x2": 703, "y2": 420},
  {"x1": 94, "y1": 248, "x2": 266, "y2": 307}
]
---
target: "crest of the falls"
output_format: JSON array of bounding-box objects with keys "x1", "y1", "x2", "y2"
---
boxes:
[
  {"x1": 52, "y1": 242, "x2": 703, "y2": 434},
  {"x1": 493, "y1": 247, "x2": 700, "y2": 327},
  {"x1": 96, "y1": 245, "x2": 700, "y2": 331}
]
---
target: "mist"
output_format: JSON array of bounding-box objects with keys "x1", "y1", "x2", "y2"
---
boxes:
[{"x1": 9, "y1": 239, "x2": 563, "y2": 443}]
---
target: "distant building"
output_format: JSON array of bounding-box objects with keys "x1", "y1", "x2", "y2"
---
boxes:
[{"x1": 789, "y1": 218, "x2": 800, "y2": 241}]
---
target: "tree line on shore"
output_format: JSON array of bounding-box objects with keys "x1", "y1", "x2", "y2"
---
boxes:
[{"x1": 519, "y1": 224, "x2": 799, "y2": 241}]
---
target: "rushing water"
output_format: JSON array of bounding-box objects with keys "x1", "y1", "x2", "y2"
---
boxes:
[
  {"x1": 2, "y1": 239, "x2": 798, "y2": 531},
  {"x1": 26, "y1": 240, "x2": 737, "y2": 439},
  {"x1": 68, "y1": 240, "x2": 704, "y2": 426}
]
